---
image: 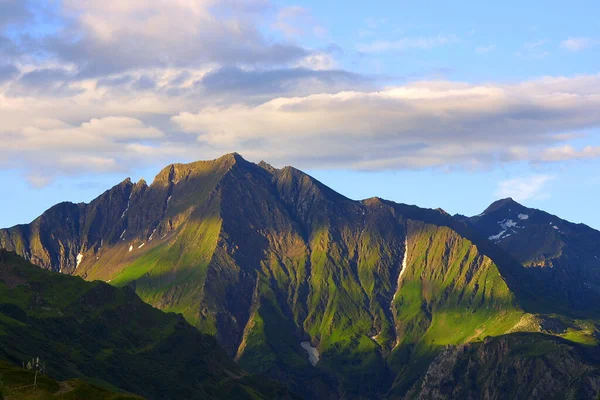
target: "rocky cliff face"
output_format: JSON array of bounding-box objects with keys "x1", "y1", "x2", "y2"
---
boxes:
[
  {"x1": 1, "y1": 154, "x2": 598, "y2": 398},
  {"x1": 409, "y1": 333, "x2": 600, "y2": 400}
]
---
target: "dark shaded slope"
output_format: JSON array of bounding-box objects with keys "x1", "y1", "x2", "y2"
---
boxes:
[
  {"x1": 409, "y1": 333, "x2": 600, "y2": 400},
  {"x1": 0, "y1": 250, "x2": 297, "y2": 400},
  {"x1": 460, "y1": 198, "x2": 600, "y2": 317}
]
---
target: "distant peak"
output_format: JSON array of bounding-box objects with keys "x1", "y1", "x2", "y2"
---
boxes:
[
  {"x1": 482, "y1": 197, "x2": 523, "y2": 215},
  {"x1": 435, "y1": 207, "x2": 450, "y2": 216},
  {"x1": 136, "y1": 178, "x2": 148, "y2": 187},
  {"x1": 258, "y1": 160, "x2": 277, "y2": 173}
]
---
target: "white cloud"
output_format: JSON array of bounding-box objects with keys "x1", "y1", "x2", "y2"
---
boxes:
[
  {"x1": 495, "y1": 175, "x2": 554, "y2": 201},
  {"x1": 560, "y1": 37, "x2": 597, "y2": 52},
  {"x1": 539, "y1": 145, "x2": 600, "y2": 162},
  {"x1": 357, "y1": 34, "x2": 458, "y2": 53},
  {"x1": 172, "y1": 74, "x2": 600, "y2": 169}
]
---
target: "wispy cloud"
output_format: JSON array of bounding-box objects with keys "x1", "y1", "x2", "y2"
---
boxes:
[
  {"x1": 517, "y1": 39, "x2": 550, "y2": 58},
  {"x1": 357, "y1": 34, "x2": 458, "y2": 53},
  {"x1": 560, "y1": 37, "x2": 597, "y2": 52},
  {"x1": 272, "y1": 6, "x2": 326, "y2": 38},
  {"x1": 495, "y1": 175, "x2": 554, "y2": 201},
  {"x1": 475, "y1": 44, "x2": 496, "y2": 54}
]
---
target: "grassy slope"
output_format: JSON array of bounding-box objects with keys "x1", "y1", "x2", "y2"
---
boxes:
[
  {"x1": 0, "y1": 250, "x2": 298, "y2": 400},
  {"x1": 0, "y1": 360, "x2": 141, "y2": 400}
]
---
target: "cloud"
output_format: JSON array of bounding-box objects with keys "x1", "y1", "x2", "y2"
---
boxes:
[
  {"x1": 8, "y1": 67, "x2": 81, "y2": 96},
  {"x1": 495, "y1": 175, "x2": 554, "y2": 201},
  {"x1": 0, "y1": 116, "x2": 166, "y2": 184},
  {"x1": 517, "y1": 39, "x2": 550, "y2": 58},
  {"x1": 199, "y1": 66, "x2": 367, "y2": 98},
  {"x1": 0, "y1": 64, "x2": 19, "y2": 83},
  {"x1": 1, "y1": 1, "x2": 600, "y2": 187},
  {"x1": 475, "y1": 45, "x2": 496, "y2": 54},
  {"x1": 172, "y1": 74, "x2": 600, "y2": 169},
  {"x1": 560, "y1": 37, "x2": 597, "y2": 52},
  {"x1": 538, "y1": 145, "x2": 600, "y2": 162},
  {"x1": 272, "y1": 6, "x2": 325, "y2": 38},
  {"x1": 42, "y1": 0, "x2": 310, "y2": 77},
  {"x1": 357, "y1": 34, "x2": 458, "y2": 53},
  {"x1": 0, "y1": 0, "x2": 31, "y2": 28}
]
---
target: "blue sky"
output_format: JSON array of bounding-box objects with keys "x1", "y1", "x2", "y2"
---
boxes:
[{"x1": 1, "y1": 0, "x2": 599, "y2": 229}]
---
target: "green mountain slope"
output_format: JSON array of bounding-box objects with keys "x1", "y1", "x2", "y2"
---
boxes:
[
  {"x1": 1, "y1": 154, "x2": 598, "y2": 398},
  {"x1": 0, "y1": 250, "x2": 297, "y2": 400}
]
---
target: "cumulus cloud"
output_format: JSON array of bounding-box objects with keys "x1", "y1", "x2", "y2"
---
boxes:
[
  {"x1": 45, "y1": 0, "x2": 309, "y2": 77},
  {"x1": 495, "y1": 175, "x2": 554, "y2": 201}
]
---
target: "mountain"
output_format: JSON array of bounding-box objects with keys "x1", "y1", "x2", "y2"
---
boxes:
[
  {"x1": 0, "y1": 249, "x2": 297, "y2": 400},
  {"x1": 409, "y1": 332, "x2": 600, "y2": 399},
  {"x1": 1, "y1": 154, "x2": 598, "y2": 398},
  {"x1": 458, "y1": 198, "x2": 600, "y2": 317}
]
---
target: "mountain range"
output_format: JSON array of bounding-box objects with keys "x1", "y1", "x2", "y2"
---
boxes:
[{"x1": 1, "y1": 153, "x2": 599, "y2": 399}]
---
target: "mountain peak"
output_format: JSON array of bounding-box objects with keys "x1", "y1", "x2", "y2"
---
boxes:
[
  {"x1": 482, "y1": 197, "x2": 523, "y2": 215},
  {"x1": 217, "y1": 152, "x2": 245, "y2": 163}
]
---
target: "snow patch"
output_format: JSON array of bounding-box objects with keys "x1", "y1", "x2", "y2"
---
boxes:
[
  {"x1": 149, "y1": 228, "x2": 157, "y2": 241},
  {"x1": 138, "y1": 243, "x2": 145, "y2": 249},
  {"x1": 500, "y1": 219, "x2": 518, "y2": 228},
  {"x1": 128, "y1": 245, "x2": 133, "y2": 252},
  {"x1": 489, "y1": 218, "x2": 521, "y2": 241},
  {"x1": 76, "y1": 253, "x2": 83, "y2": 269},
  {"x1": 120, "y1": 229, "x2": 127, "y2": 240},
  {"x1": 390, "y1": 237, "x2": 409, "y2": 348},
  {"x1": 120, "y1": 192, "x2": 133, "y2": 219},
  {"x1": 300, "y1": 342, "x2": 319, "y2": 366},
  {"x1": 393, "y1": 238, "x2": 409, "y2": 304},
  {"x1": 518, "y1": 213, "x2": 529, "y2": 220},
  {"x1": 488, "y1": 230, "x2": 506, "y2": 241},
  {"x1": 553, "y1": 225, "x2": 559, "y2": 230}
]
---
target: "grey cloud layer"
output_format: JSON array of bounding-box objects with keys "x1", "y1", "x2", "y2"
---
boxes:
[{"x1": 0, "y1": 0, "x2": 599, "y2": 185}]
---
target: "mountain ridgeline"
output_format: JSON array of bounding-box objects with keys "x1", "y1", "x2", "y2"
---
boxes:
[{"x1": 1, "y1": 153, "x2": 599, "y2": 398}]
